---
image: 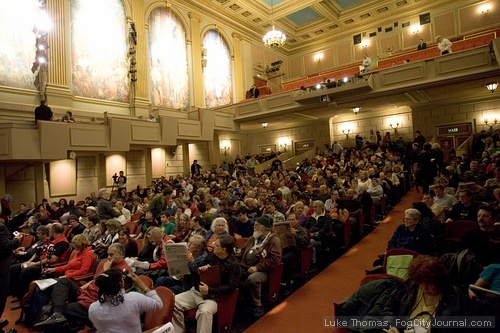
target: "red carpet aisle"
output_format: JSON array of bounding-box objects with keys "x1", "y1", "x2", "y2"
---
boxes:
[{"x1": 244, "y1": 189, "x2": 420, "y2": 333}]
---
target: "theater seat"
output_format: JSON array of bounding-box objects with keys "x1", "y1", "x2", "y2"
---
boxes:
[
  {"x1": 184, "y1": 288, "x2": 239, "y2": 333},
  {"x1": 143, "y1": 286, "x2": 175, "y2": 331}
]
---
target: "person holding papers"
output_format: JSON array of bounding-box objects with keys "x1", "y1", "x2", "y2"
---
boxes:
[{"x1": 172, "y1": 234, "x2": 240, "y2": 333}]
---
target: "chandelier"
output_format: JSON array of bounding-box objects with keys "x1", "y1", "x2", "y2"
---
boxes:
[{"x1": 263, "y1": 0, "x2": 286, "y2": 48}]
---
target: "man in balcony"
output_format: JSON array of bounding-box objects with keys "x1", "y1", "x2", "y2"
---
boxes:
[
  {"x1": 360, "y1": 53, "x2": 371, "y2": 73},
  {"x1": 249, "y1": 84, "x2": 260, "y2": 98},
  {"x1": 34, "y1": 100, "x2": 53, "y2": 128},
  {"x1": 436, "y1": 35, "x2": 452, "y2": 55},
  {"x1": 417, "y1": 38, "x2": 427, "y2": 50}
]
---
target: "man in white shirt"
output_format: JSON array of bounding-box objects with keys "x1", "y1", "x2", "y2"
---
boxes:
[
  {"x1": 114, "y1": 200, "x2": 131, "y2": 224},
  {"x1": 433, "y1": 184, "x2": 457, "y2": 211},
  {"x1": 435, "y1": 35, "x2": 452, "y2": 55},
  {"x1": 360, "y1": 53, "x2": 371, "y2": 73}
]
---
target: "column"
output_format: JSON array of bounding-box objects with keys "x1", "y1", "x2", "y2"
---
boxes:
[
  {"x1": 232, "y1": 33, "x2": 244, "y2": 102},
  {"x1": 189, "y1": 12, "x2": 204, "y2": 108},
  {"x1": 45, "y1": 0, "x2": 73, "y2": 106},
  {"x1": 182, "y1": 143, "x2": 190, "y2": 176},
  {"x1": 145, "y1": 148, "x2": 153, "y2": 185}
]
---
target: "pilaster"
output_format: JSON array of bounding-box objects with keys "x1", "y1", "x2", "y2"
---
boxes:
[
  {"x1": 232, "y1": 33, "x2": 244, "y2": 102},
  {"x1": 189, "y1": 13, "x2": 204, "y2": 108}
]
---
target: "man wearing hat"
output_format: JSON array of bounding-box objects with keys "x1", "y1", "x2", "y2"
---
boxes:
[{"x1": 237, "y1": 215, "x2": 281, "y2": 318}]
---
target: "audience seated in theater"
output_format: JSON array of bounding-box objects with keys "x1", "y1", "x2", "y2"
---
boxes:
[
  {"x1": 96, "y1": 188, "x2": 122, "y2": 222},
  {"x1": 458, "y1": 205, "x2": 500, "y2": 266},
  {"x1": 485, "y1": 167, "x2": 500, "y2": 188},
  {"x1": 386, "y1": 208, "x2": 434, "y2": 255},
  {"x1": 67, "y1": 215, "x2": 86, "y2": 243},
  {"x1": 445, "y1": 189, "x2": 479, "y2": 223},
  {"x1": 82, "y1": 215, "x2": 102, "y2": 244},
  {"x1": 237, "y1": 215, "x2": 281, "y2": 318},
  {"x1": 183, "y1": 216, "x2": 207, "y2": 243},
  {"x1": 135, "y1": 210, "x2": 159, "y2": 239},
  {"x1": 264, "y1": 200, "x2": 285, "y2": 224},
  {"x1": 154, "y1": 235, "x2": 208, "y2": 294},
  {"x1": 33, "y1": 243, "x2": 132, "y2": 331},
  {"x1": 367, "y1": 178, "x2": 384, "y2": 206},
  {"x1": 25, "y1": 234, "x2": 95, "y2": 325},
  {"x1": 93, "y1": 219, "x2": 121, "y2": 259},
  {"x1": 421, "y1": 192, "x2": 445, "y2": 224},
  {"x1": 114, "y1": 200, "x2": 131, "y2": 224},
  {"x1": 204, "y1": 217, "x2": 229, "y2": 252},
  {"x1": 236, "y1": 207, "x2": 255, "y2": 238},
  {"x1": 158, "y1": 211, "x2": 175, "y2": 236},
  {"x1": 463, "y1": 161, "x2": 487, "y2": 182},
  {"x1": 280, "y1": 212, "x2": 309, "y2": 294},
  {"x1": 432, "y1": 184, "x2": 458, "y2": 211},
  {"x1": 383, "y1": 255, "x2": 468, "y2": 333},
  {"x1": 133, "y1": 227, "x2": 171, "y2": 281},
  {"x1": 305, "y1": 201, "x2": 333, "y2": 264},
  {"x1": 170, "y1": 213, "x2": 190, "y2": 243},
  {"x1": 13, "y1": 225, "x2": 50, "y2": 265},
  {"x1": 173, "y1": 234, "x2": 240, "y2": 332},
  {"x1": 115, "y1": 227, "x2": 138, "y2": 258},
  {"x1": 10, "y1": 223, "x2": 70, "y2": 308}
]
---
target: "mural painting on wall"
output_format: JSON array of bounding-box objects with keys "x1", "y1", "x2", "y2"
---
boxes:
[
  {"x1": 149, "y1": 7, "x2": 189, "y2": 111},
  {"x1": 203, "y1": 30, "x2": 233, "y2": 108},
  {"x1": 0, "y1": 0, "x2": 37, "y2": 89},
  {"x1": 70, "y1": 0, "x2": 129, "y2": 102}
]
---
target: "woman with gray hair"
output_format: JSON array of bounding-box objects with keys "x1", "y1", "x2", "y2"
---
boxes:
[
  {"x1": 204, "y1": 217, "x2": 229, "y2": 251},
  {"x1": 386, "y1": 208, "x2": 434, "y2": 255}
]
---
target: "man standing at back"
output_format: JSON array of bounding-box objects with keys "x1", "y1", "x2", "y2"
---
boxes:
[
  {"x1": 191, "y1": 160, "x2": 202, "y2": 177},
  {"x1": 34, "y1": 100, "x2": 53, "y2": 128}
]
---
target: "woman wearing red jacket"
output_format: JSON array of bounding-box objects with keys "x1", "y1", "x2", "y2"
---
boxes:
[{"x1": 23, "y1": 234, "x2": 96, "y2": 326}]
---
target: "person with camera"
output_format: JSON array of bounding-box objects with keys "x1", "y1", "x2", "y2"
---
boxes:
[
  {"x1": 112, "y1": 171, "x2": 127, "y2": 197},
  {"x1": 0, "y1": 217, "x2": 24, "y2": 332}
]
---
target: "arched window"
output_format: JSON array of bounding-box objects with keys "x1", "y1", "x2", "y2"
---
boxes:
[
  {"x1": 0, "y1": 0, "x2": 38, "y2": 89},
  {"x1": 70, "y1": 0, "x2": 128, "y2": 102},
  {"x1": 149, "y1": 7, "x2": 189, "y2": 110},
  {"x1": 202, "y1": 30, "x2": 232, "y2": 108}
]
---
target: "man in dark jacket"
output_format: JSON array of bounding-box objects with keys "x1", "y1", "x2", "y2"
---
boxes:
[
  {"x1": 172, "y1": 234, "x2": 240, "y2": 332},
  {"x1": 305, "y1": 200, "x2": 333, "y2": 264},
  {"x1": 96, "y1": 188, "x2": 122, "y2": 221}
]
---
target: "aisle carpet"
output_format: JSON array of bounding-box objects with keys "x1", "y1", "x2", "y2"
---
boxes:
[{"x1": 244, "y1": 188, "x2": 421, "y2": 333}]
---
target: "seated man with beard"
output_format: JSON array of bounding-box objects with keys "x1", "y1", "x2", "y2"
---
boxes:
[{"x1": 237, "y1": 216, "x2": 281, "y2": 318}]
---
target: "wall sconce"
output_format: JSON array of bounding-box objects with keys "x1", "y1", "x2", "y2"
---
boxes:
[
  {"x1": 351, "y1": 107, "x2": 361, "y2": 115},
  {"x1": 279, "y1": 143, "x2": 288, "y2": 152},
  {"x1": 484, "y1": 117, "x2": 498, "y2": 130},
  {"x1": 261, "y1": 122, "x2": 268, "y2": 128},
  {"x1": 479, "y1": 4, "x2": 491, "y2": 15},
  {"x1": 314, "y1": 54, "x2": 322, "y2": 62},
  {"x1": 221, "y1": 141, "x2": 231, "y2": 155},
  {"x1": 390, "y1": 122, "x2": 400, "y2": 133},
  {"x1": 342, "y1": 128, "x2": 351, "y2": 138},
  {"x1": 360, "y1": 41, "x2": 368, "y2": 49},
  {"x1": 412, "y1": 26, "x2": 421, "y2": 34},
  {"x1": 485, "y1": 82, "x2": 498, "y2": 93}
]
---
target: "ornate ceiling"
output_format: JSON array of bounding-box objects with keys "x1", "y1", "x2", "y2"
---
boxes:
[{"x1": 186, "y1": 0, "x2": 451, "y2": 54}]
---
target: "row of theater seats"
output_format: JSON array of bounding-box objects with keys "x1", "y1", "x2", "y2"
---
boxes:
[{"x1": 282, "y1": 27, "x2": 499, "y2": 92}]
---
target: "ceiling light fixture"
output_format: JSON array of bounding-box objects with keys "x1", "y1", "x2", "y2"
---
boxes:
[
  {"x1": 351, "y1": 107, "x2": 361, "y2": 114},
  {"x1": 261, "y1": 122, "x2": 268, "y2": 128},
  {"x1": 263, "y1": 0, "x2": 286, "y2": 48},
  {"x1": 485, "y1": 82, "x2": 498, "y2": 93}
]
